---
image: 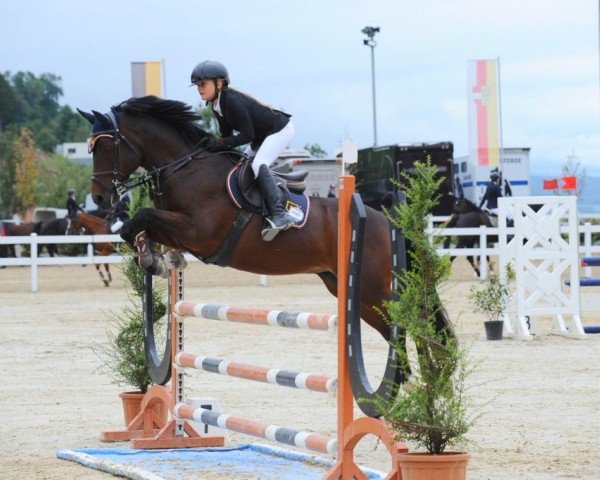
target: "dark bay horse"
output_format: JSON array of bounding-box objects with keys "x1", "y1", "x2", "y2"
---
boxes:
[
  {"x1": 69, "y1": 212, "x2": 114, "y2": 287},
  {"x1": 37, "y1": 218, "x2": 69, "y2": 257},
  {"x1": 78, "y1": 96, "x2": 453, "y2": 344},
  {"x1": 2, "y1": 221, "x2": 41, "y2": 258},
  {"x1": 443, "y1": 198, "x2": 495, "y2": 276}
]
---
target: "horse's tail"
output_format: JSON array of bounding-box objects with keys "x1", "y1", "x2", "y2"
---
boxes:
[
  {"x1": 33, "y1": 221, "x2": 43, "y2": 235},
  {"x1": 442, "y1": 214, "x2": 458, "y2": 248}
]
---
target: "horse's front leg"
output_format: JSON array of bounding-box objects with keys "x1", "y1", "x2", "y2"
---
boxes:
[{"x1": 119, "y1": 208, "x2": 191, "y2": 276}]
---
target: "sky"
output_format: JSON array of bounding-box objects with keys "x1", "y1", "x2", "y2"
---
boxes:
[{"x1": 2, "y1": 0, "x2": 600, "y2": 176}]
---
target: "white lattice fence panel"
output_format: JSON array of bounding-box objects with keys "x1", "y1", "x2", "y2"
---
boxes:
[{"x1": 499, "y1": 196, "x2": 584, "y2": 339}]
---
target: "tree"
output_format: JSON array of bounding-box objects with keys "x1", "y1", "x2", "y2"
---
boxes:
[
  {"x1": 0, "y1": 73, "x2": 19, "y2": 131},
  {"x1": 36, "y1": 153, "x2": 92, "y2": 209},
  {"x1": 13, "y1": 128, "x2": 38, "y2": 215},
  {"x1": 304, "y1": 143, "x2": 327, "y2": 158},
  {"x1": 561, "y1": 151, "x2": 586, "y2": 199}
]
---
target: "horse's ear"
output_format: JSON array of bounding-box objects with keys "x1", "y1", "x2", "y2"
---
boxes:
[
  {"x1": 91, "y1": 110, "x2": 111, "y2": 128},
  {"x1": 77, "y1": 108, "x2": 96, "y2": 125}
]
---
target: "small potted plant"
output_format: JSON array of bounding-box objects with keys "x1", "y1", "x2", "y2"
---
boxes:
[
  {"x1": 379, "y1": 160, "x2": 474, "y2": 480},
  {"x1": 95, "y1": 184, "x2": 167, "y2": 426},
  {"x1": 470, "y1": 265, "x2": 515, "y2": 341}
]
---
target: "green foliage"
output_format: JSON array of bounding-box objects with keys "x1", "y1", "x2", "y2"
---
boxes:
[
  {"x1": 196, "y1": 105, "x2": 219, "y2": 135},
  {"x1": 380, "y1": 159, "x2": 474, "y2": 454},
  {"x1": 95, "y1": 184, "x2": 167, "y2": 392},
  {"x1": 13, "y1": 128, "x2": 38, "y2": 212},
  {"x1": 470, "y1": 265, "x2": 514, "y2": 323},
  {"x1": 36, "y1": 154, "x2": 92, "y2": 209},
  {"x1": 0, "y1": 71, "x2": 91, "y2": 217},
  {"x1": 304, "y1": 143, "x2": 327, "y2": 158}
]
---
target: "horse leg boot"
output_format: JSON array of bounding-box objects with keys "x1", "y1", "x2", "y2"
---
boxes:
[
  {"x1": 134, "y1": 231, "x2": 168, "y2": 278},
  {"x1": 256, "y1": 164, "x2": 295, "y2": 241},
  {"x1": 163, "y1": 249, "x2": 187, "y2": 270}
]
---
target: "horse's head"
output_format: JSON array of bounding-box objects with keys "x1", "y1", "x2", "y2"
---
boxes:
[
  {"x1": 78, "y1": 107, "x2": 142, "y2": 209},
  {"x1": 79, "y1": 97, "x2": 210, "y2": 209}
]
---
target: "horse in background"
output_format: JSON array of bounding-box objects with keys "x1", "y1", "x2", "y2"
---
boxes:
[
  {"x1": 443, "y1": 198, "x2": 495, "y2": 277},
  {"x1": 69, "y1": 212, "x2": 114, "y2": 287},
  {"x1": 2, "y1": 221, "x2": 41, "y2": 258},
  {"x1": 36, "y1": 218, "x2": 69, "y2": 257}
]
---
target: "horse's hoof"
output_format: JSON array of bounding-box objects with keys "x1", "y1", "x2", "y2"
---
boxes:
[
  {"x1": 103, "y1": 280, "x2": 109, "y2": 287},
  {"x1": 164, "y1": 250, "x2": 187, "y2": 270},
  {"x1": 149, "y1": 257, "x2": 169, "y2": 279}
]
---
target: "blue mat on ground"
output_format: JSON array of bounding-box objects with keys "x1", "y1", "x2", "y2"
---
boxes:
[{"x1": 57, "y1": 443, "x2": 386, "y2": 480}]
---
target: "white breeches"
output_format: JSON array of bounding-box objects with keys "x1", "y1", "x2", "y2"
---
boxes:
[{"x1": 245, "y1": 121, "x2": 295, "y2": 177}]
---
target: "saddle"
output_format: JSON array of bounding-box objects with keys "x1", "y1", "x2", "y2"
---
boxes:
[{"x1": 229, "y1": 159, "x2": 308, "y2": 213}]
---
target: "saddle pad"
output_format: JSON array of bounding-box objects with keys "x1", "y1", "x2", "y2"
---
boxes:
[{"x1": 227, "y1": 166, "x2": 310, "y2": 229}]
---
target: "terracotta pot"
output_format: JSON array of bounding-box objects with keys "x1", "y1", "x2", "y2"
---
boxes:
[
  {"x1": 119, "y1": 391, "x2": 145, "y2": 426},
  {"x1": 397, "y1": 452, "x2": 470, "y2": 480}
]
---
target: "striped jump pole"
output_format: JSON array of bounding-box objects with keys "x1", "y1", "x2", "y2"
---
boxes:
[
  {"x1": 582, "y1": 257, "x2": 600, "y2": 267},
  {"x1": 174, "y1": 403, "x2": 338, "y2": 455},
  {"x1": 175, "y1": 352, "x2": 337, "y2": 393},
  {"x1": 174, "y1": 301, "x2": 337, "y2": 331}
]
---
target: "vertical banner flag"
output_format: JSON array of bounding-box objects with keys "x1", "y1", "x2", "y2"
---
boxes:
[
  {"x1": 131, "y1": 61, "x2": 163, "y2": 97},
  {"x1": 468, "y1": 59, "x2": 500, "y2": 167}
]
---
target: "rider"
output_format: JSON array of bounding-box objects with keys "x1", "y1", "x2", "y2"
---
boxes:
[
  {"x1": 478, "y1": 172, "x2": 502, "y2": 216},
  {"x1": 190, "y1": 60, "x2": 295, "y2": 241},
  {"x1": 66, "y1": 188, "x2": 84, "y2": 219},
  {"x1": 110, "y1": 192, "x2": 131, "y2": 233}
]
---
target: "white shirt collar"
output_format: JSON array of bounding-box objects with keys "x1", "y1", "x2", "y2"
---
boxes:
[{"x1": 213, "y1": 91, "x2": 222, "y2": 115}]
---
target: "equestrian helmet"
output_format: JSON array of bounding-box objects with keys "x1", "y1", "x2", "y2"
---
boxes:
[
  {"x1": 489, "y1": 172, "x2": 500, "y2": 180},
  {"x1": 68, "y1": 188, "x2": 76, "y2": 194},
  {"x1": 190, "y1": 60, "x2": 230, "y2": 85}
]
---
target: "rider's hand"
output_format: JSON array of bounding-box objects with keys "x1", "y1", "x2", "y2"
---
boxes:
[{"x1": 206, "y1": 137, "x2": 226, "y2": 152}]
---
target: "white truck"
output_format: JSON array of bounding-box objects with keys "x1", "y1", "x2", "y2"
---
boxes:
[
  {"x1": 273, "y1": 149, "x2": 342, "y2": 197},
  {"x1": 454, "y1": 147, "x2": 531, "y2": 205}
]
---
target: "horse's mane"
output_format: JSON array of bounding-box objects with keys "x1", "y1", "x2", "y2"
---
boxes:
[{"x1": 114, "y1": 96, "x2": 211, "y2": 144}]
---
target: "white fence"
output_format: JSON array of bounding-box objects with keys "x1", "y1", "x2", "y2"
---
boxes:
[
  {"x1": 2, "y1": 221, "x2": 600, "y2": 292},
  {"x1": 0, "y1": 233, "x2": 201, "y2": 292}
]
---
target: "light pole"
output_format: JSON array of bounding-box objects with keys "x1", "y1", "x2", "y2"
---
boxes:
[{"x1": 362, "y1": 26, "x2": 380, "y2": 146}]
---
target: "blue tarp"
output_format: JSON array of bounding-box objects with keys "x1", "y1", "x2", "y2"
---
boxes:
[{"x1": 57, "y1": 443, "x2": 386, "y2": 480}]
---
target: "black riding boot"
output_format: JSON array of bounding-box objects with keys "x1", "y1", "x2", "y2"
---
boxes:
[{"x1": 256, "y1": 164, "x2": 295, "y2": 241}]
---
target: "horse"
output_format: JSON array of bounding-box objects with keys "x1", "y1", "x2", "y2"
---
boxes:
[
  {"x1": 2, "y1": 221, "x2": 41, "y2": 258},
  {"x1": 36, "y1": 217, "x2": 69, "y2": 257},
  {"x1": 77, "y1": 96, "x2": 454, "y2": 346},
  {"x1": 443, "y1": 198, "x2": 495, "y2": 276},
  {"x1": 68, "y1": 212, "x2": 115, "y2": 287}
]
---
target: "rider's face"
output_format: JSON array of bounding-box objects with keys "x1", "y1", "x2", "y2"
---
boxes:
[{"x1": 197, "y1": 79, "x2": 223, "y2": 102}]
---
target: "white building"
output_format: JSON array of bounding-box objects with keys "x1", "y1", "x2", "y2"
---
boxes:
[{"x1": 55, "y1": 142, "x2": 92, "y2": 165}]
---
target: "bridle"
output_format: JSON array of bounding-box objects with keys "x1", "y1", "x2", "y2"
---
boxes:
[
  {"x1": 88, "y1": 110, "x2": 143, "y2": 201},
  {"x1": 89, "y1": 109, "x2": 210, "y2": 204}
]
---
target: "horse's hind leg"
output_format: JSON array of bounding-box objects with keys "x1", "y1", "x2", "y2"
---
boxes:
[
  {"x1": 96, "y1": 264, "x2": 109, "y2": 287},
  {"x1": 105, "y1": 264, "x2": 112, "y2": 284}
]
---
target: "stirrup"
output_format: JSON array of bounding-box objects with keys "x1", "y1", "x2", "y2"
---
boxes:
[{"x1": 261, "y1": 217, "x2": 291, "y2": 242}]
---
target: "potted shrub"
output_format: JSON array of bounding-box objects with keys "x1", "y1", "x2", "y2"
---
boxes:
[
  {"x1": 470, "y1": 265, "x2": 515, "y2": 341},
  {"x1": 95, "y1": 184, "x2": 167, "y2": 425},
  {"x1": 380, "y1": 160, "x2": 474, "y2": 480}
]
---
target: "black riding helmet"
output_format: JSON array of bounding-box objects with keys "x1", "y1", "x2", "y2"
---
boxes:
[
  {"x1": 190, "y1": 60, "x2": 230, "y2": 86},
  {"x1": 490, "y1": 172, "x2": 500, "y2": 181}
]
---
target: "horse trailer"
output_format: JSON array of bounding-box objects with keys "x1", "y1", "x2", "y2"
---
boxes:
[
  {"x1": 350, "y1": 142, "x2": 455, "y2": 215},
  {"x1": 454, "y1": 147, "x2": 531, "y2": 205}
]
